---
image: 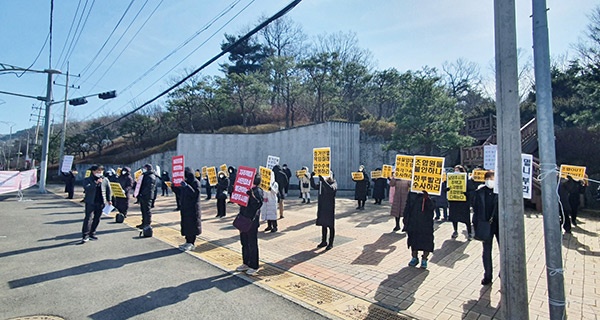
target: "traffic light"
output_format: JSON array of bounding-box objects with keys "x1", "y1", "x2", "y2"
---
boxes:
[
  {"x1": 98, "y1": 90, "x2": 117, "y2": 100},
  {"x1": 69, "y1": 97, "x2": 88, "y2": 106}
]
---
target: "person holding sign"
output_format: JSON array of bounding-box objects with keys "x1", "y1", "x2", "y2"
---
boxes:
[
  {"x1": 272, "y1": 165, "x2": 288, "y2": 219},
  {"x1": 235, "y1": 175, "x2": 264, "y2": 276},
  {"x1": 310, "y1": 171, "x2": 337, "y2": 250},
  {"x1": 404, "y1": 190, "x2": 435, "y2": 269},
  {"x1": 80, "y1": 165, "x2": 112, "y2": 244},
  {"x1": 352, "y1": 165, "x2": 370, "y2": 210},
  {"x1": 472, "y1": 171, "x2": 499, "y2": 285},
  {"x1": 114, "y1": 167, "x2": 133, "y2": 219},
  {"x1": 215, "y1": 170, "x2": 230, "y2": 218},
  {"x1": 371, "y1": 168, "x2": 387, "y2": 205},
  {"x1": 161, "y1": 171, "x2": 171, "y2": 196},
  {"x1": 389, "y1": 176, "x2": 411, "y2": 232},
  {"x1": 227, "y1": 166, "x2": 237, "y2": 201},
  {"x1": 62, "y1": 170, "x2": 77, "y2": 199},
  {"x1": 178, "y1": 167, "x2": 202, "y2": 251},
  {"x1": 298, "y1": 167, "x2": 311, "y2": 204},
  {"x1": 261, "y1": 181, "x2": 279, "y2": 233},
  {"x1": 448, "y1": 165, "x2": 475, "y2": 240}
]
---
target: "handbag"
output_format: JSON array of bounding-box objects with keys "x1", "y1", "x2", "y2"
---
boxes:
[
  {"x1": 302, "y1": 182, "x2": 309, "y2": 188},
  {"x1": 233, "y1": 213, "x2": 257, "y2": 233}
]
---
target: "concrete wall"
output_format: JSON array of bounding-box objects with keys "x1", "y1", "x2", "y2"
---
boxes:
[
  {"x1": 177, "y1": 122, "x2": 360, "y2": 190},
  {"x1": 359, "y1": 133, "x2": 396, "y2": 172}
]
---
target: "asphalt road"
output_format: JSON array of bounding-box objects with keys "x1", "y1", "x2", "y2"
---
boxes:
[{"x1": 0, "y1": 189, "x2": 327, "y2": 320}]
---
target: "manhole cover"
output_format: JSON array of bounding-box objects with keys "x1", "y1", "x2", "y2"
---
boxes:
[{"x1": 7, "y1": 316, "x2": 65, "y2": 320}]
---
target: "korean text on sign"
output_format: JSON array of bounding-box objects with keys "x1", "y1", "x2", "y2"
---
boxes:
[
  {"x1": 259, "y1": 166, "x2": 272, "y2": 191},
  {"x1": 381, "y1": 165, "x2": 393, "y2": 179},
  {"x1": 231, "y1": 166, "x2": 257, "y2": 207},
  {"x1": 352, "y1": 172, "x2": 364, "y2": 180},
  {"x1": 171, "y1": 155, "x2": 185, "y2": 187},
  {"x1": 207, "y1": 167, "x2": 218, "y2": 186},
  {"x1": 266, "y1": 155, "x2": 280, "y2": 170},
  {"x1": 559, "y1": 164, "x2": 586, "y2": 180},
  {"x1": 471, "y1": 169, "x2": 486, "y2": 183},
  {"x1": 447, "y1": 173, "x2": 467, "y2": 202},
  {"x1": 370, "y1": 171, "x2": 382, "y2": 179},
  {"x1": 410, "y1": 155, "x2": 445, "y2": 196},
  {"x1": 109, "y1": 182, "x2": 126, "y2": 198},
  {"x1": 394, "y1": 155, "x2": 414, "y2": 180},
  {"x1": 313, "y1": 147, "x2": 331, "y2": 177},
  {"x1": 522, "y1": 154, "x2": 533, "y2": 200},
  {"x1": 220, "y1": 164, "x2": 228, "y2": 175}
]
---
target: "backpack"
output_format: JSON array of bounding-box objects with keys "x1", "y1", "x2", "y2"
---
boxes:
[
  {"x1": 115, "y1": 213, "x2": 125, "y2": 223},
  {"x1": 139, "y1": 225, "x2": 153, "y2": 238}
]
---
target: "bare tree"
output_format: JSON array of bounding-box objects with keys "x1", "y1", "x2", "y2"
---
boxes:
[{"x1": 260, "y1": 16, "x2": 306, "y2": 57}]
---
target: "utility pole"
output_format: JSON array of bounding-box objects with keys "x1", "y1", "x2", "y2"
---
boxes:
[
  {"x1": 39, "y1": 69, "x2": 61, "y2": 193},
  {"x1": 493, "y1": 0, "x2": 529, "y2": 319},
  {"x1": 58, "y1": 62, "x2": 69, "y2": 174},
  {"x1": 532, "y1": 1, "x2": 566, "y2": 319}
]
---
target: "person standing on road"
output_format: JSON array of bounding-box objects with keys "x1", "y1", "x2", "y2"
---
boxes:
[
  {"x1": 161, "y1": 171, "x2": 171, "y2": 196},
  {"x1": 178, "y1": 167, "x2": 202, "y2": 251},
  {"x1": 62, "y1": 170, "x2": 76, "y2": 199},
  {"x1": 202, "y1": 169, "x2": 212, "y2": 200},
  {"x1": 298, "y1": 167, "x2": 311, "y2": 204},
  {"x1": 352, "y1": 165, "x2": 369, "y2": 210},
  {"x1": 236, "y1": 175, "x2": 264, "y2": 276},
  {"x1": 310, "y1": 171, "x2": 337, "y2": 250},
  {"x1": 114, "y1": 167, "x2": 133, "y2": 218},
  {"x1": 215, "y1": 170, "x2": 229, "y2": 218},
  {"x1": 80, "y1": 165, "x2": 111, "y2": 244},
  {"x1": 136, "y1": 164, "x2": 157, "y2": 229},
  {"x1": 448, "y1": 165, "x2": 474, "y2": 240},
  {"x1": 404, "y1": 190, "x2": 435, "y2": 269},
  {"x1": 282, "y1": 164, "x2": 292, "y2": 196},
  {"x1": 371, "y1": 168, "x2": 387, "y2": 205},
  {"x1": 472, "y1": 170, "x2": 499, "y2": 285},
  {"x1": 389, "y1": 176, "x2": 411, "y2": 232},
  {"x1": 272, "y1": 165, "x2": 288, "y2": 219}
]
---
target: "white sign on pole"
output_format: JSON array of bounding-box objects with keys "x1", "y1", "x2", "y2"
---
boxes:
[
  {"x1": 266, "y1": 155, "x2": 280, "y2": 170},
  {"x1": 483, "y1": 145, "x2": 497, "y2": 170},
  {"x1": 522, "y1": 153, "x2": 533, "y2": 200},
  {"x1": 61, "y1": 155, "x2": 74, "y2": 173}
]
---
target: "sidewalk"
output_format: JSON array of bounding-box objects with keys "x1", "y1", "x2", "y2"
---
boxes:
[{"x1": 51, "y1": 185, "x2": 600, "y2": 319}]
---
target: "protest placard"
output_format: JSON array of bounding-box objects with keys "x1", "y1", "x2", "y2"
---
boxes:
[
  {"x1": 220, "y1": 164, "x2": 228, "y2": 175},
  {"x1": 522, "y1": 154, "x2": 533, "y2": 199},
  {"x1": 259, "y1": 166, "x2": 272, "y2": 191},
  {"x1": 447, "y1": 173, "x2": 467, "y2": 201},
  {"x1": 296, "y1": 169, "x2": 306, "y2": 177},
  {"x1": 471, "y1": 169, "x2": 486, "y2": 182},
  {"x1": 133, "y1": 174, "x2": 142, "y2": 197},
  {"x1": 394, "y1": 155, "x2": 414, "y2": 180},
  {"x1": 352, "y1": 172, "x2": 364, "y2": 180},
  {"x1": 201, "y1": 166, "x2": 207, "y2": 179},
  {"x1": 370, "y1": 171, "x2": 382, "y2": 179},
  {"x1": 313, "y1": 147, "x2": 331, "y2": 177},
  {"x1": 559, "y1": 164, "x2": 586, "y2": 180},
  {"x1": 231, "y1": 166, "x2": 257, "y2": 207},
  {"x1": 483, "y1": 145, "x2": 497, "y2": 170},
  {"x1": 61, "y1": 155, "x2": 74, "y2": 173},
  {"x1": 116, "y1": 168, "x2": 122, "y2": 176},
  {"x1": 266, "y1": 155, "x2": 280, "y2": 170},
  {"x1": 134, "y1": 169, "x2": 142, "y2": 181},
  {"x1": 410, "y1": 155, "x2": 445, "y2": 195},
  {"x1": 109, "y1": 182, "x2": 126, "y2": 198},
  {"x1": 382, "y1": 165, "x2": 393, "y2": 179},
  {"x1": 207, "y1": 167, "x2": 218, "y2": 186},
  {"x1": 85, "y1": 170, "x2": 91, "y2": 178},
  {"x1": 172, "y1": 155, "x2": 185, "y2": 187},
  {"x1": 156, "y1": 165, "x2": 161, "y2": 176}
]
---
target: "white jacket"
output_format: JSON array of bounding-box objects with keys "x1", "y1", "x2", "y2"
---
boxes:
[{"x1": 261, "y1": 181, "x2": 279, "y2": 221}]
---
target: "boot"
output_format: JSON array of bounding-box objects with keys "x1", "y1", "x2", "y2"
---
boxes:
[
  {"x1": 302, "y1": 198, "x2": 306, "y2": 203},
  {"x1": 307, "y1": 198, "x2": 310, "y2": 204}
]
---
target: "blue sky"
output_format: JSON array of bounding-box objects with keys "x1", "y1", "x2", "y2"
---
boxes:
[{"x1": 0, "y1": 0, "x2": 597, "y2": 135}]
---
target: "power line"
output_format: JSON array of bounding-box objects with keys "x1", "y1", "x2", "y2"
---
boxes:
[
  {"x1": 15, "y1": 32, "x2": 50, "y2": 78},
  {"x1": 60, "y1": 0, "x2": 96, "y2": 70},
  {"x1": 56, "y1": 0, "x2": 83, "y2": 67},
  {"x1": 89, "y1": 0, "x2": 303, "y2": 132}
]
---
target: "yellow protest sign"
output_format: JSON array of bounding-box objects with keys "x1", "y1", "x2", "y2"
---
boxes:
[
  {"x1": 471, "y1": 169, "x2": 486, "y2": 182},
  {"x1": 201, "y1": 166, "x2": 207, "y2": 179},
  {"x1": 370, "y1": 171, "x2": 382, "y2": 179},
  {"x1": 296, "y1": 169, "x2": 306, "y2": 177},
  {"x1": 85, "y1": 170, "x2": 91, "y2": 178},
  {"x1": 394, "y1": 155, "x2": 414, "y2": 180},
  {"x1": 109, "y1": 182, "x2": 126, "y2": 198},
  {"x1": 220, "y1": 164, "x2": 228, "y2": 175},
  {"x1": 382, "y1": 165, "x2": 393, "y2": 179},
  {"x1": 410, "y1": 155, "x2": 445, "y2": 195},
  {"x1": 352, "y1": 172, "x2": 364, "y2": 180},
  {"x1": 207, "y1": 167, "x2": 218, "y2": 186},
  {"x1": 560, "y1": 164, "x2": 586, "y2": 180},
  {"x1": 134, "y1": 169, "x2": 143, "y2": 181},
  {"x1": 446, "y1": 173, "x2": 467, "y2": 202},
  {"x1": 165, "y1": 181, "x2": 172, "y2": 188},
  {"x1": 259, "y1": 166, "x2": 272, "y2": 191},
  {"x1": 116, "y1": 168, "x2": 122, "y2": 176},
  {"x1": 313, "y1": 147, "x2": 331, "y2": 177}
]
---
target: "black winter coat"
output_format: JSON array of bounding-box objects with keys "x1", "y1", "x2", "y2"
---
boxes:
[
  {"x1": 403, "y1": 192, "x2": 435, "y2": 252},
  {"x1": 63, "y1": 172, "x2": 75, "y2": 193},
  {"x1": 472, "y1": 186, "x2": 499, "y2": 241},
  {"x1": 139, "y1": 171, "x2": 157, "y2": 199},
  {"x1": 239, "y1": 186, "x2": 263, "y2": 219},
  {"x1": 353, "y1": 171, "x2": 370, "y2": 200},
  {"x1": 216, "y1": 176, "x2": 229, "y2": 200},
  {"x1": 114, "y1": 174, "x2": 133, "y2": 213},
  {"x1": 273, "y1": 167, "x2": 289, "y2": 199},
  {"x1": 372, "y1": 177, "x2": 387, "y2": 200},
  {"x1": 311, "y1": 175, "x2": 337, "y2": 227},
  {"x1": 179, "y1": 178, "x2": 202, "y2": 236},
  {"x1": 227, "y1": 167, "x2": 237, "y2": 194},
  {"x1": 448, "y1": 180, "x2": 475, "y2": 224}
]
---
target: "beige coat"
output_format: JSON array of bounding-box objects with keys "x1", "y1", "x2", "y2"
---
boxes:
[{"x1": 390, "y1": 178, "x2": 411, "y2": 218}]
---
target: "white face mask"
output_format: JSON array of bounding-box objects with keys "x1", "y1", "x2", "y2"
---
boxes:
[
  {"x1": 94, "y1": 173, "x2": 103, "y2": 178},
  {"x1": 485, "y1": 179, "x2": 495, "y2": 189}
]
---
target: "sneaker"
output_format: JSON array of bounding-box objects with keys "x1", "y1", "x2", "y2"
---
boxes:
[
  {"x1": 79, "y1": 237, "x2": 89, "y2": 244},
  {"x1": 325, "y1": 244, "x2": 333, "y2": 250},
  {"x1": 434, "y1": 216, "x2": 440, "y2": 220},
  {"x1": 356, "y1": 206, "x2": 361, "y2": 210},
  {"x1": 271, "y1": 228, "x2": 277, "y2": 233},
  {"x1": 302, "y1": 199, "x2": 306, "y2": 203},
  {"x1": 236, "y1": 264, "x2": 249, "y2": 272},
  {"x1": 246, "y1": 268, "x2": 259, "y2": 276},
  {"x1": 183, "y1": 243, "x2": 195, "y2": 251},
  {"x1": 420, "y1": 259, "x2": 428, "y2": 269},
  {"x1": 408, "y1": 257, "x2": 419, "y2": 267},
  {"x1": 89, "y1": 235, "x2": 98, "y2": 240},
  {"x1": 307, "y1": 199, "x2": 310, "y2": 204},
  {"x1": 264, "y1": 227, "x2": 272, "y2": 232},
  {"x1": 393, "y1": 226, "x2": 401, "y2": 232},
  {"x1": 481, "y1": 278, "x2": 492, "y2": 285},
  {"x1": 451, "y1": 231, "x2": 458, "y2": 239},
  {"x1": 467, "y1": 233, "x2": 473, "y2": 241},
  {"x1": 178, "y1": 243, "x2": 187, "y2": 251},
  {"x1": 317, "y1": 242, "x2": 328, "y2": 248}
]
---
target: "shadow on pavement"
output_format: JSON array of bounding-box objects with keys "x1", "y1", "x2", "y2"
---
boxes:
[
  {"x1": 8, "y1": 248, "x2": 180, "y2": 289},
  {"x1": 44, "y1": 218, "x2": 84, "y2": 225},
  {"x1": 366, "y1": 266, "x2": 429, "y2": 317},
  {"x1": 88, "y1": 273, "x2": 248, "y2": 320},
  {"x1": 462, "y1": 285, "x2": 499, "y2": 319},
  {"x1": 0, "y1": 241, "x2": 80, "y2": 259},
  {"x1": 563, "y1": 233, "x2": 600, "y2": 256},
  {"x1": 37, "y1": 228, "x2": 132, "y2": 242},
  {"x1": 429, "y1": 239, "x2": 470, "y2": 268},
  {"x1": 351, "y1": 233, "x2": 403, "y2": 266}
]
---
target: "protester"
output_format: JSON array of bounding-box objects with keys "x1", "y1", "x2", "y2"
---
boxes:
[
  {"x1": 80, "y1": 165, "x2": 111, "y2": 244},
  {"x1": 227, "y1": 166, "x2": 237, "y2": 200},
  {"x1": 371, "y1": 169, "x2": 387, "y2": 205},
  {"x1": 62, "y1": 170, "x2": 76, "y2": 199},
  {"x1": 566, "y1": 175, "x2": 586, "y2": 227},
  {"x1": 404, "y1": 190, "x2": 435, "y2": 269},
  {"x1": 448, "y1": 165, "x2": 474, "y2": 240},
  {"x1": 472, "y1": 170, "x2": 499, "y2": 285},
  {"x1": 298, "y1": 167, "x2": 311, "y2": 204},
  {"x1": 352, "y1": 165, "x2": 369, "y2": 210},
  {"x1": 432, "y1": 180, "x2": 448, "y2": 220},
  {"x1": 201, "y1": 169, "x2": 212, "y2": 200},
  {"x1": 310, "y1": 171, "x2": 337, "y2": 250},
  {"x1": 215, "y1": 170, "x2": 229, "y2": 218},
  {"x1": 273, "y1": 165, "x2": 288, "y2": 218},
  {"x1": 558, "y1": 177, "x2": 574, "y2": 234},
  {"x1": 389, "y1": 176, "x2": 411, "y2": 232},
  {"x1": 161, "y1": 171, "x2": 171, "y2": 196},
  {"x1": 236, "y1": 175, "x2": 264, "y2": 276},
  {"x1": 136, "y1": 164, "x2": 157, "y2": 229},
  {"x1": 105, "y1": 169, "x2": 118, "y2": 183},
  {"x1": 262, "y1": 180, "x2": 279, "y2": 233},
  {"x1": 178, "y1": 167, "x2": 202, "y2": 251},
  {"x1": 172, "y1": 184, "x2": 181, "y2": 211},
  {"x1": 114, "y1": 167, "x2": 133, "y2": 218},
  {"x1": 282, "y1": 164, "x2": 292, "y2": 195}
]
